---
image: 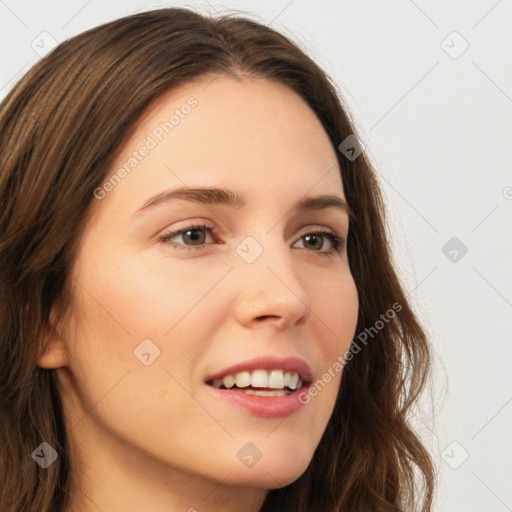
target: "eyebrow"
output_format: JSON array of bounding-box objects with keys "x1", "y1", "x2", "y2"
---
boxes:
[{"x1": 134, "y1": 186, "x2": 354, "y2": 219}]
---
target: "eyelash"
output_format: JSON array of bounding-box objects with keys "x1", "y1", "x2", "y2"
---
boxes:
[{"x1": 158, "y1": 222, "x2": 345, "y2": 257}]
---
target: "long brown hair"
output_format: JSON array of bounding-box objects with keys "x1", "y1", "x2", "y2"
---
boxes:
[{"x1": 0, "y1": 7, "x2": 434, "y2": 511}]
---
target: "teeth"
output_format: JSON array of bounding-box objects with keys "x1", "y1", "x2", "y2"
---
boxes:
[
  {"x1": 268, "y1": 370, "x2": 285, "y2": 389},
  {"x1": 251, "y1": 369, "x2": 268, "y2": 387},
  {"x1": 289, "y1": 373, "x2": 300, "y2": 390},
  {"x1": 241, "y1": 389, "x2": 288, "y2": 396},
  {"x1": 222, "y1": 375, "x2": 235, "y2": 389},
  {"x1": 211, "y1": 369, "x2": 302, "y2": 391},
  {"x1": 235, "y1": 371, "x2": 251, "y2": 388}
]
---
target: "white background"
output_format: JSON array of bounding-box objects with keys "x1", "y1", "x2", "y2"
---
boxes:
[{"x1": 1, "y1": 1, "x2": 511, "y2": 510}]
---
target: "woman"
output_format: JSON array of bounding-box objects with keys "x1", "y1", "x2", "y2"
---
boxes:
[{"x1": 0, "y1": 7, "x2": 434, "y2": 512}]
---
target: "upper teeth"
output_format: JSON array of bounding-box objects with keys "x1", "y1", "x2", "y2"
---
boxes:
[{"x1": 212, "y1": 369, "x2": 302, "y2": 390}]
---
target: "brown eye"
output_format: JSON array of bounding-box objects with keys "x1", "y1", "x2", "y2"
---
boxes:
[
  {"x1": 159, "y1": 222, "x2": 216, "y2": 251},
  {"x1": 293, "y1": 230, "x2": 344, "y2": 257}
]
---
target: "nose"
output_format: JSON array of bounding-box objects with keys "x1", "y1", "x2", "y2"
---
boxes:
[{"x1": 231, "y1": 234, "x2": 313, "y2": 331}]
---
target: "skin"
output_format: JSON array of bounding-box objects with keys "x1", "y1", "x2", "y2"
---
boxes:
[{"x1": 38, "y1": 75, "x2": 359, "y2": 512}]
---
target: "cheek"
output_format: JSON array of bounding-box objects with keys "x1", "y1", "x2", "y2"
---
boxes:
[
  {"x1": 72, "y1": 247, "x2": 206, "y2": 339},
  {"x1": 61, "y1": 255, "x2": 212, "y2": 452},
  {"x1": 314, "y1": 270, "x2": 359, "y2": 355},
  {"x1": 306, "y1": 272, "x2": 358, "y2": 408},
  {"x1": 67, "y1": 249, "x2": 225, "y2": 393}
]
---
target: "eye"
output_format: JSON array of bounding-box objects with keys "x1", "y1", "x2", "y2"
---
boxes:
[
  {"x1": 158, "y1": 222, "x2": 345, "y2": 257},
  {"x1": 159, "y1": 222, "x2": 218, "y2": 251},
  {"x1": 292, "y1": 230, "x2": 345, "y2": 257}
]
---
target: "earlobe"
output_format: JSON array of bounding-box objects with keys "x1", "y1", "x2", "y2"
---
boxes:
[
  {"x1": 37, "y1": 340, "x2": 68, "y2": 369},
  {"x1": 36, "y1": 307, "x2": 69, "y2": 369}
]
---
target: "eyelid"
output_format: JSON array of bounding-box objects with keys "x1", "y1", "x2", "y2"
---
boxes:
[
  {"x1": 295, "y1": 224, "x2": 341, "y2": 237},
  {"x1": 158, "y1": 220, "x2": 217, "y2": 244},
  {"x1": 158, "y1": 221, "x2": 344, "y2": 242}
]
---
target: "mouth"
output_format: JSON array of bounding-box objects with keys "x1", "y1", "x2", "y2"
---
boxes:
[
  {"x1": 206, "y1": 369, "x2": 304, "y2": 396},
  {"x1": 204, "y1": 357, "x2": 312, "y2": 418}
]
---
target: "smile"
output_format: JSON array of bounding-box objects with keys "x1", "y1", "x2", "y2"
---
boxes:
[
  {"x1": 207, "y1": 369, "x2": 303, "y2": 396},
  {"x1": 204, "y1": 356, "x2": 312, "y2": 418}
]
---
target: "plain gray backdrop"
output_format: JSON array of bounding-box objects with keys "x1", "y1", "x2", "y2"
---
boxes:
[{"x1": 1, "y1": 1, "x2": 511, "y2": 510}]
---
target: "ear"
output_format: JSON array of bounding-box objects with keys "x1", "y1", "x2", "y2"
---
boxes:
[{"x1": 37, "y1": 306, "x2": 69, "y2": 369}]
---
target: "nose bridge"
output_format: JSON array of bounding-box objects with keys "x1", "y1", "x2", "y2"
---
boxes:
[{"x1": 231, "y1": 228, "x2": 312, "y2": 326}]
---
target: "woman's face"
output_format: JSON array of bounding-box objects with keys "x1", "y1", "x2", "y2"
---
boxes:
[{"x1": 42, "y1": 76, "x2": 359, "y2": 502}]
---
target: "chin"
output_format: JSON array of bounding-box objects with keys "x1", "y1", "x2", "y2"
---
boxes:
[{"x1": 219, "y1": 452, "x2": 313, "y2": 489}]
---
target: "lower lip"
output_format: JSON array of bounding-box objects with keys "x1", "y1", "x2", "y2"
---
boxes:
[{"x1": 205, "y1": 385, "x2": 309, "y2": 418}]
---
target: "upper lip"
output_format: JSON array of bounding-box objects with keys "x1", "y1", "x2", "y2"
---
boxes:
[{"x1": 205, "y1": 355, "x2": 313, "y2": 384}]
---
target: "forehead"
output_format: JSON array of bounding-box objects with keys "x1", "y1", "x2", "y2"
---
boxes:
[{"x1": 97, "y1": 75, "x2": 344, "y2": 215}]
